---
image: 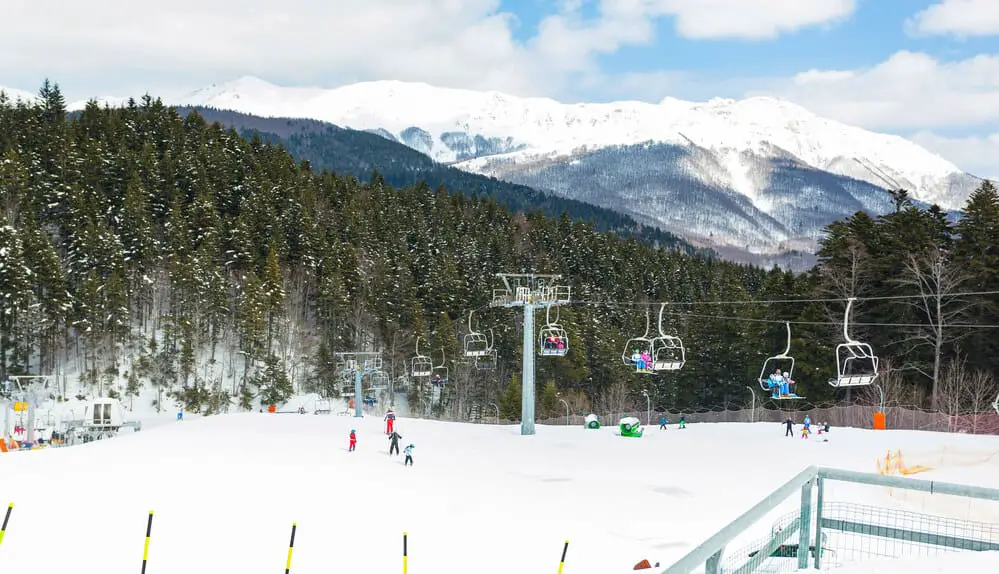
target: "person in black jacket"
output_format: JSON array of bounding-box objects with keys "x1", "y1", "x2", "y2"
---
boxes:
[
  {"x1": 388, "y1": 430, "x2": 403, "y2": 455},
  {"x1": 785, "y1": 418, "x2": 794, "y2": 437}
]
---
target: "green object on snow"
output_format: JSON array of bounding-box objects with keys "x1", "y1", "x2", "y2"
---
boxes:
[
  {"x1": 619, "y1": 416, "x2": 643, "y2": 437},
  {"x1": 584, "y1": 414, "x2": 600, "y2": 429}
]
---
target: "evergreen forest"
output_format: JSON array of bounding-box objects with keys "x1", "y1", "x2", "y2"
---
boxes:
[{"x1": 1, "y1": 83, "x2": 998, "y2": 420}]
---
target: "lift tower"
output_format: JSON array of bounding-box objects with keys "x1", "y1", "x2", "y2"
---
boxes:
[{"x1": 489, "y1": 273, "x2": 571, "y2": 435}]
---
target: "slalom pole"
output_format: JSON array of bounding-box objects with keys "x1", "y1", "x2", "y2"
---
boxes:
[
  {"x1": 557, "y1": 540, "x2": 568, "y2": 574},
  {"x1": 403, "y1": 532, "x2": 408, "y2": 574},
  {"x1": 141, "y1": 510, "x2": 153, "y2": 573},
  {"x1": 0, "y1": 503, "x2": 12, "y2": 548},
  {"x1": 285, "y1": 522, "x2": 297, "y2": 573}
]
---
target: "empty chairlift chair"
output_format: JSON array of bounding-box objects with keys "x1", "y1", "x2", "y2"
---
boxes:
[
  {"x1": 649, "y1": 303, "x2": 685, "y2": 371},
  {"x1": 758, "y1": 322, "x2": 803, "y2": 400},
  {"x1": 463, "y1": 311, "x2": 493, "y2": 357},
  {"x1": 829, "y1": 297, "x2": 879, "y2": 388},
  {"x1": 410, "y1": 337, "x2": 433, "y2": 378},
  {"x1": 538, "y1": 305, "x2": 568, "y2": 357},
  {"x1": 621, "y1": 308, "x2": 655, "y2": 373}
]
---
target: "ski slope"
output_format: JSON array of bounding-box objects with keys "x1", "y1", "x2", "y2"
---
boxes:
[{"x1": 1, "y1": 414, "x2": 999, "y2": 573}]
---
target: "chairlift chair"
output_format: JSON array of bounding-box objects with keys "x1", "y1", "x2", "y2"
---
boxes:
[
  {"x1": 410, "y1": 337, "x2": 433, "y2": 378},
  {"x1": 431, "y1": 348, "x2": 449, "y2": 386},
  {"x1": 621, "y1": 308, "x2": 655, "y2": 373},
  {"x1": 463, "y1": 311, "x2": 493, "y2": 357},
  {"x1": 475, "y1": 347, "x2": 498, "y2": 370},
  {"x1": 828, "y1": 298, "x2": 879, "y2": 388},
  {"x1": 538, "y1": 305, "x2": 568, "y2": 357},
  {"x1": 758, "y1": 322, "x2": 803, "y2": 400},
  {"x1": 649, "y1": 303, "x2": 686, "y2": 371}
]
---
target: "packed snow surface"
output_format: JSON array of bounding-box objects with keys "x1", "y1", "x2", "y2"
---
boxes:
[{"x1": 2, "y1": 413, "x2": 999, "y2": 573}]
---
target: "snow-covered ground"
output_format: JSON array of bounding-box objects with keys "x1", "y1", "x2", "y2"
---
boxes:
[{"x1": 1, "y1": 414, "x2": 998, "y2": 573}]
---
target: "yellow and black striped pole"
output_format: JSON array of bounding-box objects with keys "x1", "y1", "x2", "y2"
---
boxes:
[
  {"x1": 140, "y1": 510, "x2": 153, "y2": 573},
  {"x1": 402, "y1": 532, "x2": 408, "y2": 574},
  {"x1": 556, "y1": 540, "x2": 568, "y2": 574},
  {"x1": 0, "y1": 503, "x2": 13, "y2": 548},
  {"x1": 285, "y1": 522, "x2": 297, "y2": 573}
]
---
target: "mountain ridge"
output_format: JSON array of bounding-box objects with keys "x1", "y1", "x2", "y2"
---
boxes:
[{"x1": 3, "y1": 77, "x2": 979, "y2": 257}]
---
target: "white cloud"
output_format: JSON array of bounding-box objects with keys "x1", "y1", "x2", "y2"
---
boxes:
[
  {"x1": 755, "y1": 51, "x2": 999, "y2": 131},
  {"x1": 652, "y1": 0, "x2": 856, "y2": 39},
  {"x1": 909, "y1": 131, "x2": 999, "y2": 180},
  {"x1": 906, "y1": 0, "x2": 999, "y2": 37},
  {"x1": 0, "y1": 0, "x2": 856, "y2": 100}
]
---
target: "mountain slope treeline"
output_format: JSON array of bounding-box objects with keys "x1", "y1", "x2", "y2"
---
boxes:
[
  {"x1": 175, "y1": 106, "x2": 709, "y2": 258},
  {"x1": 1, "y1": 83, "x2": 997, "y2": 421}
]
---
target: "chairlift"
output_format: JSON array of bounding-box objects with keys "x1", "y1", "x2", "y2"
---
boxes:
[
  {"x1": 463, "y1": 311, "x2": 493, "y2": 357},
  {"x1": 431, "y1": 348, "x2": 449, "y2": 387},
  {"x1": 538, "y1": 305, "x2": 568, "y2": 357},
  {"x1": 621, "y1": 308, "x2": 655, "y2": 373},
  {"x1": 758, "y1": 322, "x2": 803, "y2": 400},
  {"x1": 649, "y1": 303, "x2": 685, "y2": 371},
  {"x1": 367, "y1": 370, "x2": 390, "y2": 392},
  {"x1": 828, "y1": 297, "x2": 879, "y2": 388},
  {"x1": 475, "y1": 344, "x2": 498, "y2": 371},
  {"x1": 410, "y1": 337, "x2": 433, "y2": 378}
]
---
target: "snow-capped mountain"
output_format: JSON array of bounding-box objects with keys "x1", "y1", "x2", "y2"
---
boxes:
[
  {"x1": 142, "y1": 77, "x2": 976, "y2": 253},
  {"x1": 0, "y1": 85, "x2": 37, "y2": 103},
  {"x1": 6, "y1": 77, "x2": 981, "y2": 254}
]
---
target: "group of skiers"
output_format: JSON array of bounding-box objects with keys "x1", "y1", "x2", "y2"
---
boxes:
[
  {"x1": 658, "y1": 415, "x2": 686, "y2": 429},
  {"x1": 346, "y1": 408, "x2": 414, "y2": 466},
  {"x1": 784, "y1": 415, "x2": 830, "y2": 439}
]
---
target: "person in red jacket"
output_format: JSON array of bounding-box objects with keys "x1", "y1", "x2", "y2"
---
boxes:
[{"x1": 349, "y1": 429, "x2": 357, "y2": 451}]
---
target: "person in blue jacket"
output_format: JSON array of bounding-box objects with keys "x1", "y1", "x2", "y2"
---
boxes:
[
  {"x1": 404, "y1": 444, "x2": 414, "y2": 466},
  {"x1": 659, "y1": 415, "x2": 668, "y2": 430}
]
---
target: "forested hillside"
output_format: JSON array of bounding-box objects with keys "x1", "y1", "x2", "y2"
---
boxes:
[
  {"x1": 174, "y1": 106, "x2": 708, "y2": 257},
  {"x1": 1, "y1": 83, "x2": 997, "y2": 421}
]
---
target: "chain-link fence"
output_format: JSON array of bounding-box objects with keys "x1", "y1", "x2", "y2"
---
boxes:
[
  {"x1": 532, "y1": 405, "x2": 999, "y2": 434},
  {"x1": 405, "y1": 400, "x2": 999, "y2": 434}
]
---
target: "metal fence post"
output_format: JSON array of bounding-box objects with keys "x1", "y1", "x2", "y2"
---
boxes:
[
  {"x1": 797, "y1": 476, "x2": 814, "y2": 570},
  {"x1": 813, "y1": 477, "x2": 825, "y2": 569}
]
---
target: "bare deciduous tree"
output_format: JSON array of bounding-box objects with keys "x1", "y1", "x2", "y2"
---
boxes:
[
  {"x1": 895, "y1": 248, "x2": 977, "y2": 410},
  {"x1": 938, "y1": 357, "x2": 967, "y2": 429},
  {"x1": 962, "y1": 369, "x2": 998, "y2": 433}
]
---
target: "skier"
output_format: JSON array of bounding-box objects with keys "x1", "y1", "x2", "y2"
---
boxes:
[
  {"x1": 801, "y1": 425, "x2": 810, "y2": 439},
  {"x1": 404, "y1": 444, "x2": 414, "y2": 466},
  {"x1": 678, "y1": 415, "x2": 686, "y2": 429},
  {"x1": 385, "y1": 409, "x2": 396, "y2": 434},
  {"x1": 388, "y1": 429, "x2": 402, "y2": 455},
  {"x1": 348, "y1": 429, "x2": 357, "y2": 452},
  {"x1": 659, "y1": 415, "x2": 668, "y2": 430},
  {"x1": 784, "y1": 417, "x2": 794, "y2": 437}
]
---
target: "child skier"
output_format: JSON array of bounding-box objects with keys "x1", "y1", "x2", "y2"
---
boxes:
[
  {"x1": 348, "y1": 429, "x2": 357, "y2": 452},
  {"x1": 388, "y1": 430, "x2": 402, "y2": 455},
  {"x1": 659, "y1": 415, "x2": 668, "y2": 430},
  {"x1": 385, "y1": 409, "x2": 396, "y2": 434},
  {"x1": 403, "y1": 444, "x2": 414, "y2": 466},
  {"x1": 678, "y1": 415, "x2": 686, "y2": 429}
]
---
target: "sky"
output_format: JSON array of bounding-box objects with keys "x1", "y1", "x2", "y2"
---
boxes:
[{"x1": 2, "y1": 0, "x2": 999, "y2": 177}]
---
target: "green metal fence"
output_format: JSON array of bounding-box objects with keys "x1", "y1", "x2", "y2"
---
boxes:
[{"x1": 662, "y1": 466, "x2": 999, "y2": 573}]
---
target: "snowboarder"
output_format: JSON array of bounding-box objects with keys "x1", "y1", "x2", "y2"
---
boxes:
[
  {"x1": 785, "y1": 417, "x2": 794, "y2": 437},
  {"x1": 388, "y1": 430, "x2": 402, "y2": 455},
  {"x1": 659, "y1": 415, "x2": 668, "y2": 430},
  {"x1": 385, "y1": 409, "x2": 396, "y2": 434},
  {"x1": 404, "y1": 444, "x2": 414, "y2": 466},
  {"x1": 678, "y1": 415, "x2": 686, "y2": 429},
  {"x1": 348, "y1": 429, "x2": 357, "y2": 452}
]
